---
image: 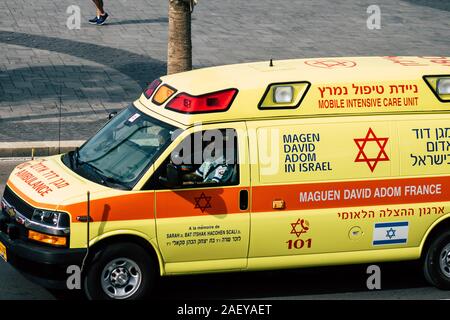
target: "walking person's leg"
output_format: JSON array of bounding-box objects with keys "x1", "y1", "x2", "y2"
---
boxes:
[
  {"x1": 89, "y1": 0, "x2": 109, "y2": 25},
  {"x1": 94, "y1": 0, "x2": 109, "y2": 25},
  {"x1": 92, "y1": 0, "x2": 105, "y2": 15}
]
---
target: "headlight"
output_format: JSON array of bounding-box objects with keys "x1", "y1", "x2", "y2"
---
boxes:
[
  {"x1": 437, "y1": 78, "x2": 450, "y2": 95},
  {"x1": 423, "y1": 76, "x2": 450, "y2": 102},
  {"x1": 273, "y1": 86, "x2": 294, "y2": 103},
  {"x1": 32, "y1": 209, "x2": 60, "y2": 227},
  {"x1": 28, "y1": 209, "x2": 70, "y2": 236}
]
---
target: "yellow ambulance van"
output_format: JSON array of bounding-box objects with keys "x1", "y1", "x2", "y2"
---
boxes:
[{"x1": 1, "y1": 56, "x2": 449, "y2": 299}]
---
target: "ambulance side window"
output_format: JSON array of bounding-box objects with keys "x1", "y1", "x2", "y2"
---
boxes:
[{"x1": 143, "y1": 129, "x2": 240, "y2": 190}]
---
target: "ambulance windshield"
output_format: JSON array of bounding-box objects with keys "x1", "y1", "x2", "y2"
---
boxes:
[{"x1": 64, "y1": 104, "x2": 177, "y2": 189}]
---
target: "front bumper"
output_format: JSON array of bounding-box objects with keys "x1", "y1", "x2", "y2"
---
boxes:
[{"x1": 0, "y1": 230, "x2": 85, "y2": 289}]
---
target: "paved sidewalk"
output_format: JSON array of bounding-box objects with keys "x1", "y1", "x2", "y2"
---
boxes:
[{"x1": 0, "y1": 0, "x2": 449, "y2": 151}]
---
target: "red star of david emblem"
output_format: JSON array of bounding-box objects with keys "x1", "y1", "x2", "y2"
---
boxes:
[
  {"x1": 194, "y1": 192, "x2": 212, "y2": 213},
  {"x1": 290, "y1": 219, "x2": 309, "y2": 238},
  {"x1": 354, "y1": 128, "x2": 390, "y2": 172}
]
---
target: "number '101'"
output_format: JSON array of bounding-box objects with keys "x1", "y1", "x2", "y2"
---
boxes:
[{"x1": 286, "y1": 238, "x2": 312, "y2": 250}]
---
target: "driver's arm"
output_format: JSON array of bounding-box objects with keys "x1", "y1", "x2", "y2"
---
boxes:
[
  {"x1": 182, "y1": 161, "x2": 206, "y2": 183},
  {"x1": 182, "y1": 172, "x2": 203, "y2": 182}
]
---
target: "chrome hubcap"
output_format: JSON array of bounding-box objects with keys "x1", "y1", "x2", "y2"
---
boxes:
[
  {"x1": 101, "y1": 258, "x2": 142, "y2": 299},
  {"x1": 439, "y1": 243, "x2": 450, "y2": 278}
]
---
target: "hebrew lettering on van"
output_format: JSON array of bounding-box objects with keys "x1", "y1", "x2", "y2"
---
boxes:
[
  {"x1": 410, "y1": 127, "x2": 450, "y2": 167},
  {"x1": 13, "y1": 159, "x2": 70, "y2": 197},
  {"x1": 165, "y1": 224, "x2": 242, "y2": 247},
  {"x1": 317, "y1": 82, "x2": 420, "y2": 110},
  {"x1": 336, "y1": 206, "x2": 445, "y2": 221},
  {"x1": 384, "y1": 56, "x2": 450, "y2": 67},
  {"x1": 282, "y1": 133, "x2": 332, "y2": 174}
]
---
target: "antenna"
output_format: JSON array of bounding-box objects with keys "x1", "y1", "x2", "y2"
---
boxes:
[
  {"x1": 58, "y1": 85, "x2": 62, "y2": 154},
  {"x1": 80, "y1": 191, "x2": 91, "y2": 273},
  {"x1": 87, "y1": 190, "x2": 90, "y2": 251},
  {"x1": 269, "y1": 59, "x2": 274, "y2": 67}
]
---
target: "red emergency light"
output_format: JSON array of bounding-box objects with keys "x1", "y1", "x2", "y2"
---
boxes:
[
  {"x1": 165, "y1": 89, "x2": 238, "y2": 114},
  {"x1": 143, "y1": 79, "x2": 162, "y2": 99}
]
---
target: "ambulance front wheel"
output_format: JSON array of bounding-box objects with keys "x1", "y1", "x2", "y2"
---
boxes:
[
  {"x1": 83, "y1": 242, "x2": 157, "y2": 300},
  {"x1": 423, "y1": 230, "x2": 450, "y2": 290}
]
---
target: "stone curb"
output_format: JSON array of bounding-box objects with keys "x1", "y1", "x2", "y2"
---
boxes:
[{"x1": 0, "y1": 141, "x2": 85, "y2": 158}]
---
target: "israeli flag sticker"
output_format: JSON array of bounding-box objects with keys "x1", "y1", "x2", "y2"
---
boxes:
[{"x1": 372, "y1": 221, "x2": 409, "y2": 246}]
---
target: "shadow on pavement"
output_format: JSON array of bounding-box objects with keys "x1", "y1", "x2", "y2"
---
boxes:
[
  {"x1": 46, "y1": 261, "x2": 429, "y2": 300},
  {"x1": 106, "y1": 17, "x2": 168, "y2": 26},
  {"x1": 0, "y1": 64, "x2": 140, "y2": 104},
  {"x1": 402, "y1": 0, "x2": 450, "y2": 11},
  {"x1": 0, "y1": 119, "x2": 108, "y2": 142},
  {"x1": 0, "y1": 30, "x2": 166, "y2": 89},
  {"x1": 155, "y1": 261, "x2": 427, "y2": 300}
]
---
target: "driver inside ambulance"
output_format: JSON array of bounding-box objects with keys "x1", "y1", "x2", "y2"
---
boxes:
[{"x1": 182, "y1": 141, "x2": 235, "y2": 184}]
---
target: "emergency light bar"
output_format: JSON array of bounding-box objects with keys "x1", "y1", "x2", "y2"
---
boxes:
[
  {"x1": 423, "y1": 75, "x2": 450, "y2": 102},
  {"x1": 152, "y1": 84, "x2": 177, "y2": 105},
  {"x1": 274, "y1": 86, "x2": 294, "y2": 103},
  {"x1": 143, "y1": 79, "x2": 161, "y2": 99},
  {"x1": 165, "y1": 89, "x2": 238, "y2": 114},
  {"x1": 258, "y1": 82, "x2": 311, "y2": 109},
  {"x1": 437, "y1": 78, "x2": 450, "y2": 95}
]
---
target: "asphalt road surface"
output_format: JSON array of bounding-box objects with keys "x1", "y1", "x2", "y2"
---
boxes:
[
  {"x1": 1, "y1": 159, "x2": 449, "y2": 300},
  {"x1": 0, "y1": 159, "x2": 55, "y2": 299}
]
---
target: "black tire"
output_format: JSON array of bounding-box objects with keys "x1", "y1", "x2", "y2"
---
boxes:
[
  {"x1": 423, "y1": 230, "x2": 450, "y2": 290},
  {"x1": 83, "y1": 242, "x2": 157, "y2": 300}
]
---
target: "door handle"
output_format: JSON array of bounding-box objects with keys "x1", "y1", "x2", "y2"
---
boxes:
[
  {"x1": 239, "y1": 190, "x2": 249, "y2": 210},
  {"x1": 272, "y1": 199, "x2": 285, "y2": 210}
]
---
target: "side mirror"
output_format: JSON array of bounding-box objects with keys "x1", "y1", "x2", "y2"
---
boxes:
[
  {"x1": 108, "y1": 111, "x2": 118, "y2": 120},
  {"x1": 159, "y1": 163, "x2": 181, "y2": 188}
]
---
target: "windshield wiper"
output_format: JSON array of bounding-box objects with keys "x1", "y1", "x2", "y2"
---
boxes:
[
  {"x1": 103, "y1": 175, "x2": 129, "y2": 190},
  {"x1": 69, "y1": 147, "x2": 81, "y2": 170},
  {"x1": 72, "y1": 147, "x2": 105, "y2": 183},
  {"x1": 77, "y1": 159, "x2": 107, "y2": 185},
  {"x1": 71, "y1": 148, "x2": 128, "y2": 188},
  {"x1": 74, "y1": 147, "x2": 80, "y2": 166},
  {"x1": 77, "y1": 156, "x2": 129, "y2": 188}
]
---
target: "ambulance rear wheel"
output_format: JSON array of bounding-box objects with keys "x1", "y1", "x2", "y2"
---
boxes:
[
  {"x1": 83, "y1": 242, "x2": 156, "y2": 300},
  {"x1": 423, "y1": 231, "x2": 450, "y2": 290}
]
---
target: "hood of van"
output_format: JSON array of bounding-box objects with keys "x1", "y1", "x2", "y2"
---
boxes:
[{"x1": 4, "y1": 156, "x2": 104, "y2": 210}]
